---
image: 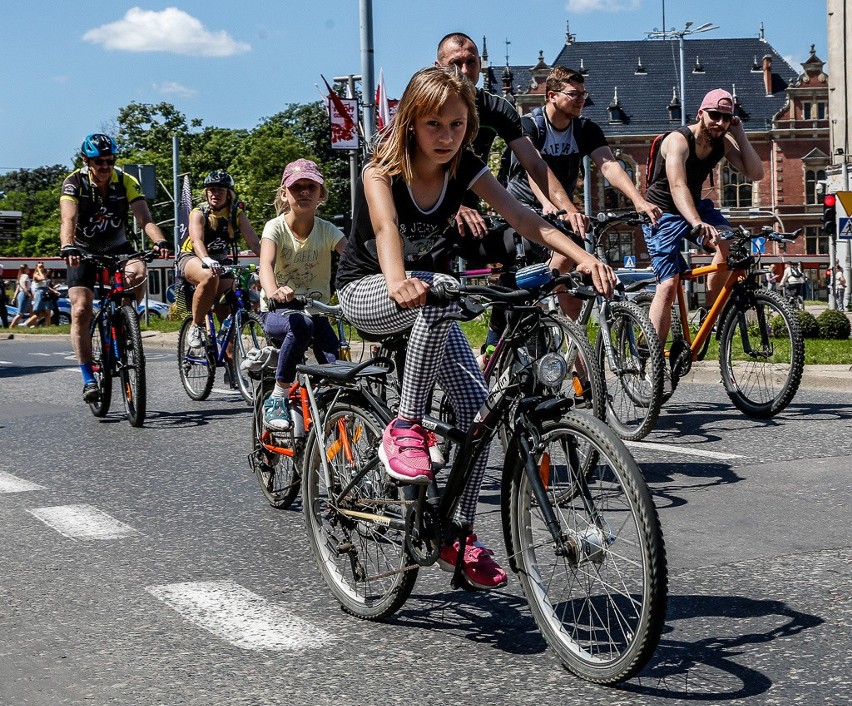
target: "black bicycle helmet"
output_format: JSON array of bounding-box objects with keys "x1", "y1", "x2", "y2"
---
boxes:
[
  {"x1": 81, "y1": 133, "x2": 118, "y2": 158},
  {"x1": 203, "y1": 170, "x2": 235, "y2": 189}
]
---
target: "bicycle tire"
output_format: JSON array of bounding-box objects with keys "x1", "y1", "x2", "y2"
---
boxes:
[
  {"x1": 177, "y1": 316, "x2": 216, "y2": 401},
  {"x1": 634, "y1": 291, "x2": 680, "y2": 401},
  {"x1": 88, "y1": 308, "x2": 112, "y2": 417},
  {"x1": 250, "y1": 377, "x2": 301, "y2": 509},
  {"x1": 596, "y1": 301, "x2": 664, "y2": 441},
  {"x1": 508, "y1": 413, "x2": 667, "y2": 684},
  {"x1": 718, "y1": 287, "x2": 804, "y2": 418},
  {"x1": 303, "y1": 398, "x2": 418, "y2": 620},
  {"x1": 118, "y1": 304, "x2": 146, "y2": 427},
  {"x1": 233, "y1": 311, "x2": 264, "y2": 405}
]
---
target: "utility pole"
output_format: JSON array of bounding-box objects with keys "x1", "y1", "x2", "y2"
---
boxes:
[{"x1": 359, "y1": 0, "x2": 375, "y2": 146}]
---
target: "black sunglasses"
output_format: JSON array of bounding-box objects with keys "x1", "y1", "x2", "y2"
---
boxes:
[
  {"x1": 705, "y1": 110, "x2": 732, "y2": 123},
  {"x1": 92, "y1": 157, "x2": 116, "y2": 166}
]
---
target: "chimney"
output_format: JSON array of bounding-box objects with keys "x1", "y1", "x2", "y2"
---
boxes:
[{"x1": 762, "y1": 54, "x2": 773, "y2": 96}]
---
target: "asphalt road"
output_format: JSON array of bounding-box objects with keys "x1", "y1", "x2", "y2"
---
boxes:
[{"x1": 0, "y1": 337, "x2": 850, "y2": 706}]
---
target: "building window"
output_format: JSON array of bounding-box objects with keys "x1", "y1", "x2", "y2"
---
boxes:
[
  {"x1": 803, "y1": 102, "x2": 826, "y2": 120},
  {"x1": 603, "y1": 231, "x2": 635, "y2": 265},
  {"x1": 720, "y1": 162, "x2": 753, "y2": 208},
  {"x1": 805, "y1": 168, "x2": 827, "y2": 204},
  {"x1": 603, "y1": 158, "x2": 635, "y2": 211},
  {"x1": 804, "y1": 225, "x2": 829, "y2": 255}
]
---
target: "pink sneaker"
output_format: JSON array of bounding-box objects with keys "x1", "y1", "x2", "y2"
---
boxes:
[
  {"x1": 438, "y1": 534, "x2": 508, "y2": 590},
  {"x1": 378, "y1": 419, "x2": 433, "y2": 484}
]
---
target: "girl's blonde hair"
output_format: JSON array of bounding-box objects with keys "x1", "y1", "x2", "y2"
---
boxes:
[
  {"x1": 203, "y1": 187, "x2": 238, "y2": 237},
  {"x1": 273, "y1": 182, "x2": 328, "y2": 216},
  {"x1": 371, "y1": 66, "x2": 478, "y2": 182}
]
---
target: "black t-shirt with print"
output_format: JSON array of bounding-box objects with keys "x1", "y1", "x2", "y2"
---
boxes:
[{"x1": 336, "y1": 150, "x2": 489, "y2": 289}]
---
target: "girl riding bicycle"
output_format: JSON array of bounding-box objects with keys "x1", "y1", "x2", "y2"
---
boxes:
[
  {"x1": 178, "y1": 170, "x2": 261, "y2": 350},
  {"x1": 258, "y1": 159, "x2": 346, "y2": 432},
  {"x1": 335, "y1": 66, "x2": 614, "y2": 589}
]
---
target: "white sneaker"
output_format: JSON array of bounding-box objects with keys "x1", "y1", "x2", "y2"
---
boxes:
[{"x1": 187, "y1": 324, "x2": 203, "y2": 349}]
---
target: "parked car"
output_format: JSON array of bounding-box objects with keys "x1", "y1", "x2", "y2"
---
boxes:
[
  {"x1": 615, "y1": 267, "x2": 656, "y2": 299},
  {"x1": 6, "y1": 288, "x2": 169, "y2": 326}
]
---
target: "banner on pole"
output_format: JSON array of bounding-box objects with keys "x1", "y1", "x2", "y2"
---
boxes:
[
  {"x1": 177, "y1": 175, "x2": 192, "y2": 250},
  {"x1": 328, "y1": 97, "x2": 359, "y2": 150}
]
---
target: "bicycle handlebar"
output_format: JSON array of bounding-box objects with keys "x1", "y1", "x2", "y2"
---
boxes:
[
  {"x1": 62, "y1": 249, "x2": 159, "y2": 268},
  {"x1": 429, "y1": 271, "x2": 596, "y2": 308},
  {"x1": 267, "y1": 296, "x2": 343, "y2": 316}
]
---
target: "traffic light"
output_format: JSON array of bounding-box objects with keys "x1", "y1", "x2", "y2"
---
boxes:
[{"x1": 823, "y1": 194, "x2": 837, "y2": 236}]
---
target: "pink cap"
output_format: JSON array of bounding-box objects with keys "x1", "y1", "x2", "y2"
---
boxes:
[
  {"x1": 280, "y1": 158, "x2": 324, "y2": 188},
  {"x1": 699, "y1": 88, "x2": 734, "y2": 114}
]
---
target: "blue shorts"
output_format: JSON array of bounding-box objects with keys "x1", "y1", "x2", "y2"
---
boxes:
[{"x1": 642, "y1": 199, "x2": 730, "y2": 283}]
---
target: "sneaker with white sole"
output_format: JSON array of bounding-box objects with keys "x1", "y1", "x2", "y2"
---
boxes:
[
  {"x1": 187, "y1": 324, "x2": 203, "y2": 350},
  {"x1": 378, "y1": 418, "x2": 433, "y2": 484},
  {"x1": 263, "y1": 396, "x2": 292, "y2": 431}
]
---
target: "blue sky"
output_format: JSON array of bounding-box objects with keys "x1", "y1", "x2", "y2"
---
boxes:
[{"x1": 0, "y1": 1, "x2": 829, "y2": 174}]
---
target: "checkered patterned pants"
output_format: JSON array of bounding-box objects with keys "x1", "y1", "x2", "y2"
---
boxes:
[{"x1": 338, "y1": 273, "x2": 489, "y2": 527}]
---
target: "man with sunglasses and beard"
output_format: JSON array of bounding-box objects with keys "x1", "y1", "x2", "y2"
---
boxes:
[
  {"x1": 642, "y1": 89, "x2": 764, "y2": 348},
  {"x1": 60, "y1": 133, "x2": 170, "y2": 404}
]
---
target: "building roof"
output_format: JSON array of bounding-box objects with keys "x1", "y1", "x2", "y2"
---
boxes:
[{"x1": 499, "y1": 37, "x2": 800, "y2": 136}]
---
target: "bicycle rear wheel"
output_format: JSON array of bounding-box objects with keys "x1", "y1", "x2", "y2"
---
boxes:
[
  {"x1": 88, "y1": 309, "x2": 112, "y2": 417},
  {"x1": 509, "y1": 414, "x2": 667, "y2": 684},
  {"x1": 177, "y1": 316, "x2": 215, "y2": 401},
  {"x1": 303, "y1": 399, "x2": 417, "y2": 620},
  {"x1": 719, "y1": 288, "x2": 804, "y2": 417},
  {"x1": 233, "y1": 311, "x2": 264, "y2": 405},
  {"x1": 250, "y1": 377, "x2": 301, "y2": 509},
  {"x1": 118, "y1": 304, "x2": 146, "y2": 427},
  {"x1": 596, "y1": 301, "x2": 663, "y2": 441}
]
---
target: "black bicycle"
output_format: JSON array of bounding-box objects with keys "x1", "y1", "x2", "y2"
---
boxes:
[
  {"x1": 301, "y1": 270, "x2": 667, "y2": 685},
  {"x1": 177, "y1": 263, "x2": 263, "y2": 404},
  {"x1": 84, "y1": 249, "x2": 157, "y2": 427}
]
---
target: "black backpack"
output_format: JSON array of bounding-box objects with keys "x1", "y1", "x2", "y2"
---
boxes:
[{"x1": 497, "y1": 108, "x2": 548, "y2": 186}]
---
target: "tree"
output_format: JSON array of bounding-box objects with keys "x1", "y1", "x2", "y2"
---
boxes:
[{"x1": 116, "y1": 102, "x2": 197, "y2": 155}]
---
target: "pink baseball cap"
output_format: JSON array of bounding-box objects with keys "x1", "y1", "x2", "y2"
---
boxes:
[
  {"x1": 280, "y1": 158, "x2": 324, "y2": 188},
  {"x1": 699, "y1": 88, "x2": 734, "y2": 114}
]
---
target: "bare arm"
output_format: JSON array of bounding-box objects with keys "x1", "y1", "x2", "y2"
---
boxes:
[
  {"x1": 472, "y1": 170, "x2": 616, "y2": 296},
  {"x1": 721, "y1": 117, "x2": 764, "y2": 181},
  {"x1": 130, "y1": 199, "x2": 168, "y2": 254},
  {"x1": 259, "y1": 237, "x2": 293, "y2": 303},
  {"x1": 238, "y1": 211, "x2": 261, "y2": 256}
]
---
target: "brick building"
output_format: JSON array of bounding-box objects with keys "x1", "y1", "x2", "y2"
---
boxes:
[{"x1": 480, "y1": 26, "x2": 831, "y2": 292}]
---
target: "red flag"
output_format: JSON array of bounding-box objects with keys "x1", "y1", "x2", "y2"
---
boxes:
[
  {"x1": 321, "y1": 74, "x2": 355, "y2": 133},
  {"x1": 376, "y1": 68, "x2": 391, "y2": 131}
]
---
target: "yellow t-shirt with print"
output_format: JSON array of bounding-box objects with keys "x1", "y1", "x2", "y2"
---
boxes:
[{"x1": 260, "y1": 215, "x2": 343, "y2": 310}]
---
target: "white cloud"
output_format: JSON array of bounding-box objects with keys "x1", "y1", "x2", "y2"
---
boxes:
[
  {"x1": 155, "y1": 81, "x2": 198, "y2": 98},
  {"x1": 565, "y1": 0, "x2": 640, "y2": 12},
  {"x1": 82, "y1": 7, "x2": 251, "y2": 57}
]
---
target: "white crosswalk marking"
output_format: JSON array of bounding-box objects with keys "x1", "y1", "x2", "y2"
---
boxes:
[
  {"x1": 28, "y1": 504, "x2": 139, "y2": 539},
  {"x1": 146, "y1": 580, "x2": 336, "y2": 652},
  {"x1": 0, "y1": 471, "x2": 46, "y2": 493},
  {"x1": 625, "y1": 440, "x2": 743, "y2": 460}
]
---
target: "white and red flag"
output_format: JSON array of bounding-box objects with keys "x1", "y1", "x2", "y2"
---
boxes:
[{"x1": 376, "y1": 68, "x2": 391, "y2": 131}]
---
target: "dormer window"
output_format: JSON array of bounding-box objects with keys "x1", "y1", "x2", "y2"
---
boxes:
[
  {"x1": 635, "y1": 57, "x2": 647, "y2": 75},
  {"x1": 692, "y1": 56, "x2": 705, "y2": 74},
  {"x1": 667, "y1": 87, "x2": 681, "y2": 123},
  {"x1": 579, "y1": 58, "x2": 588, "y2": 75},
  {"x1": 751, "y1": 55, "x2": 761, "y2": 72}
]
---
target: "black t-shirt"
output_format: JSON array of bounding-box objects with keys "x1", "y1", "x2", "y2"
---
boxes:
[
  {"x1": 645, "y1": 126, "x2": 725, "y2": 215},
  {"x1": 336, "y1": 150, "x2": 489, "y2": 289},
  {"x1": 506, "y1": 110, "x2": 608, "y2": 208}
]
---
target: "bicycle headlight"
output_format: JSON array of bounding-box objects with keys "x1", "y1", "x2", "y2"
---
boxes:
[{"x1": 535, "y1": 352, "x2": 568, "y2": 388}]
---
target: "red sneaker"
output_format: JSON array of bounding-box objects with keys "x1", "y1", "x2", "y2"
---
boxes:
[{"x1": 438, "y1": 534, "x2": 508, "y2": 590}]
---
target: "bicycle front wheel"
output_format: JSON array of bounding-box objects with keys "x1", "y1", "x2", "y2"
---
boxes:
[
  {"x1": 303, "y1": 399, "x2": 417, "y2": 620},
  {"x1": 117, "y1": 305, "x2": 146, "y2": 427},
  {"x1": 233, "y1": 311, "x2": 264, "y2": 405},
  {"x1": 596, "y1": 301, "x2": 663, "y2": 441},
  {"x1": 719, "y1": 288, "x2": 804, "y2": 417},
  {"x1": 88, "y1": 309, "x2": 112, "y2": 417},
  {"x1": 177, "y1": 316, "x2": 215, "y2": 401},
  {"x1": 509, "y1": 414, "x2": 667, "y2": 684},
  {"x1": 250, "y1": 377, "x2": 301, "y2": 509}
]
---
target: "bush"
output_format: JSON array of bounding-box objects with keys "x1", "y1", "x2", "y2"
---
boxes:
[
  {"x1": 788, "y1": 310, "x2": 819, "y2": 338},
  {"x1": 816, "y1": 309, "x2": 851, "y2": 340}
]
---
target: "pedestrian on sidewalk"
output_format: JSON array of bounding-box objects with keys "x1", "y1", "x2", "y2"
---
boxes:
[{"x1": 833, "y1": 264, "x2": 846, "y2": 311}]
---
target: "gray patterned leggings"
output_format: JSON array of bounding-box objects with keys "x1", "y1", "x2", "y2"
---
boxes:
[{"x1": 338, "y1": 272, "x2": 489, "y2": 527}]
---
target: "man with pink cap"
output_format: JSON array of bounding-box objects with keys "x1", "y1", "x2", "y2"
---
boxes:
[{"x1": 642, "y1": 88, "x2": 764, "y2": 360}]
